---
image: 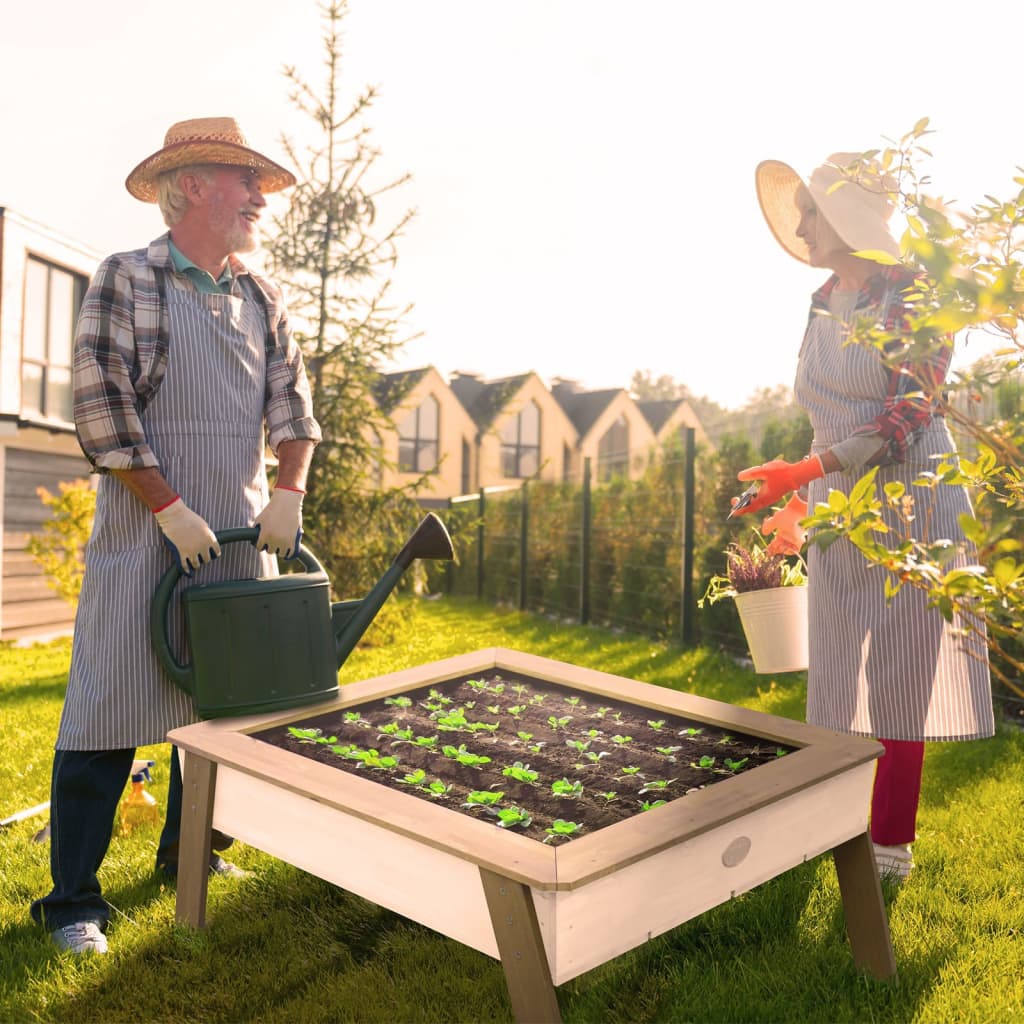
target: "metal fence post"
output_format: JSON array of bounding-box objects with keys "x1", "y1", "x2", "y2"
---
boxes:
[
  {"x1": 680, "y1": 427, "x2": 696, "y2": 646},
  {"x1": 477, "y1": 488, "x2": 486, "y2": 600},
  {"x1": 580, "y1": 458, "x2": 591, "y2": 625},
  {"x1": 519, "y1": 481, "x2": 529, "y2": 611}
]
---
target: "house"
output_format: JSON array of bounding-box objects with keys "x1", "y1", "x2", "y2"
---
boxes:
[
  {"x1": 635, "y1": 397, "x2": 711, "y2": 451},
  {"x1": 372, "y1": 366, "x2": 479, "y2": 502},
  {"x1": 0, "y1": 208, "x2": 99, "y2": 641},
  {"x1": 449, "y1": 371, "x2": 579, "y2": 487}
]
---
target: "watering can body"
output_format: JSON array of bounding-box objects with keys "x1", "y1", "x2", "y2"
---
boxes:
[{"x1": 150, "y1": 515, "x2": 453, "y2": 720}]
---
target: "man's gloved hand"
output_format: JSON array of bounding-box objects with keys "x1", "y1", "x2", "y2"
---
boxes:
[
  {"x1": 153, "y1": 496, "x2": 220, "y2": 576},
  {"x1": 762, "y1": 493, "x2": 808, "y2": 556},
  {"x1": 732, "y1": 456, "x2": 824, "y2": 516},
  {"x1": 253, "y1": 486, "x2": 304, "y2": 559}
]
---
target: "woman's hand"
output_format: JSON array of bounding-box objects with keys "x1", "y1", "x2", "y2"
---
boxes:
[
  {"x1": 732, "y1": 456, "x2": 824, "y2": 515},
  {"x1": 762, "y1": 494, "x2": 808, "y2": 555}
]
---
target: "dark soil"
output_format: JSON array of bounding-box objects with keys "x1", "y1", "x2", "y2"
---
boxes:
[{"x1": 252, "y1": 671, "x2": 795, "y2": 845}]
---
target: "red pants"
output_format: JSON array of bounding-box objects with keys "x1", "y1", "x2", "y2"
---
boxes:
[{"x1": 870, "y1": 738, "x2": 925, "y2": 845}]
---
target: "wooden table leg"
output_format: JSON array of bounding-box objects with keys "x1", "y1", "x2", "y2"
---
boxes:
[
  {"x1": 832, "y1": 829, "x2": 897, "y2": 980},
  {"x1": 479, "y1": 867, "x2": 561, "y2": 1024},
  {"x1": 175, "y1": 752, "x2": 217, "y2": 929}
]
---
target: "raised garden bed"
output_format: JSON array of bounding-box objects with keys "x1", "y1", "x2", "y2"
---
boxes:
[
  {"x1": 251, "y1": 671, "x2": 797, "y2": 845},
  {"x1": 169, "y1": 648, "x2": 895, "y2": 1024}
]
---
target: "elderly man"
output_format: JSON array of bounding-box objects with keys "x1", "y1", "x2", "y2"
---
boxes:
[{"x1": 30, "y1": 117, "x2": 321, "y2": 955}]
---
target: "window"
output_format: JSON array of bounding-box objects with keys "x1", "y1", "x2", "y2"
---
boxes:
[
  {"x1": 397, "y1": 395, "x2": 439, "y2": 473},
  {"x1": 500, "y1": 400, "x2": 540, "y2": 478},
  {"x1": 598, "y1": 414, "x2": 630, "y2": 481},
  {"x1": 22, "y1": 256, "x2": 85, "y2": 423}
]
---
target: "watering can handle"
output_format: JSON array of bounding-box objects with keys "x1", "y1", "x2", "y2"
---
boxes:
[{"x1": 149, "y1": 527, "x2": 326, "y2": 696}]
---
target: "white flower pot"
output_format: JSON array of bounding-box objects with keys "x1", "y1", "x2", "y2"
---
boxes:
[{"x1": 734, "y1": 585, "x2": 808, "y2": 673}]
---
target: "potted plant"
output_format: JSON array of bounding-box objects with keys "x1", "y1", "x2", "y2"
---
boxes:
[{"x1": 699, "y1": 534, "x2": 809, "y2": 673}]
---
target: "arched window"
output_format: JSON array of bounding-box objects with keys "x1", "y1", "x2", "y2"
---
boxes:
[
  {"x1": 500, "y1": 400, "x2": 540, "y2": 478},
  {"x1": 397, "y1": 395, "x2": 440, "y2": 473},
  {"x1": 598, "y1": 414, "x2": 630, "y2": 481}
]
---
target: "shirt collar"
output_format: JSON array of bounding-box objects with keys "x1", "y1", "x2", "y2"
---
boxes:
[
  {"x1": 167, "y1": 237, "x2": 235, "y2": 294},
  {"x1": 810, "y1": 264, "x2": 917, "y2": 313}
]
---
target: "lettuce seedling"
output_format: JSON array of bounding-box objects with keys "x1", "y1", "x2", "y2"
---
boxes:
[
  {"x1": 399, "y1": 769, "x2": 427, "y2": 786},
  {"x1": 493, "y1": 806, "x2": 532, "y2": 829},
  {"x1": 620, "y1": 765, "x2": 641, "y2": 775},
  {"x1": 502, "y1": 762, "x2": 539, "y2": 784},
  {"x1": 464, "y1": 790, "x2": 503, "y2": 808},
  {"x1": 565, "y1": 738, "x2": 590, "y2": 753},
  {"x1": 647, "y1": 720, "x2": 666, "y2": 731},
  {"x1": 516, "y1": 731, "x2": 533, "y2": 742},
  {"x1": 639, "y1": 800, "x2": 667, "y2": 812},
  {"x1": 551, "y1": 778, "x2": 584, "y2": 798},
  {"x1": 724, "y1": 757, "x2": 749, "y2": 771},
  {"x1": 544, "y1": 819, "x2": 582, "y2": 843},
  {"x1": 656, "y1": 745, "x2": 683, "y2": 756},
  {"x1": 426, "y1": 780, "x2": 452, "y2": 798},
  {"x1": 385, "y1": 695, "x2": 413, "y2": 709},
  {"x1": 611, "y1": 735, "x2": 632, "y2": 746},
  {"x1": 639, "y1": 778, "x2": 675, "y2": 795},
  {"x1": 441, "y1": 744, "x2": 491, "y2": 768},
  {"x1": 691, "y1": 755, "x2": 716, "y2": 770},
  {"x1": 680, "y1": 727, "x2": 704, "y2": 737}
]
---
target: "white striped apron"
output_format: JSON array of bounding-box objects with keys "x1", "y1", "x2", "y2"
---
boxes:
[
  {"x1": 796, "y1": 290, "x2": 994, "y2": 742},
  {"x1": 57, "y1": 274, "x2": 276, "y2": 749}
]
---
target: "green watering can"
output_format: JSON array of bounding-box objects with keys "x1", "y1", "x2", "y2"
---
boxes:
[{"x1": 150, "y1": 513, "x2": 454, "y2": 719}]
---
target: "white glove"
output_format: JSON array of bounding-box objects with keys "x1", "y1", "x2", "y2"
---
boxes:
[
  {"x1": 253, "y1": 487, "x2": 304, "y2": 559},
  {"x1": 153, "y1": 497, "x2": 220, "y2": 575}
]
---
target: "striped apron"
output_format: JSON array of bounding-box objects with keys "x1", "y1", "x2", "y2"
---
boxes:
[
  {"x1": 796, "y1": 289, "x2": 994, "y2": 742},
  {"x1": 57, "y1": 275, "x2": 276, "y2": 749}
]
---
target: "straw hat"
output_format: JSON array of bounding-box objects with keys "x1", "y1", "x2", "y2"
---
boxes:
[
  {"x1": 755, "y1": 153, "x2": 901, "y2": 265},
  {"x1": 125, "y1": 117, "x2": 296, "y2": 202}
]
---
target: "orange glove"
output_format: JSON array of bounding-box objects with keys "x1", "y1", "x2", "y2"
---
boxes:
[
  {"x1": 762, "y1": 494, "x2": 808, "y2": 555},
  {"x1": 732, "y1": 456, "x2": 824, "y2": 516}
]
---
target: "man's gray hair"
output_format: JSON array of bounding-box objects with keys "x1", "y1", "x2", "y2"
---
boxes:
[{"x1": 156, "y1": 165, "x2": 217, "y2": 227}]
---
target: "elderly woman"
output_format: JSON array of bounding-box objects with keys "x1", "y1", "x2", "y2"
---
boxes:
[{"x1": 731, "y1": 153, "x2": 994, "y2": 881}]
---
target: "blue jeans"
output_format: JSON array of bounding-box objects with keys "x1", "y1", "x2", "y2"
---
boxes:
[{"x1": 29, "y1": 746, "x2": 184, "y2": 931}]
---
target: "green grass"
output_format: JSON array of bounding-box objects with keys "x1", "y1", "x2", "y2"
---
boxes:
[{"x1": 2, "y1": 596, "x2": 1023, "y2": 1023}]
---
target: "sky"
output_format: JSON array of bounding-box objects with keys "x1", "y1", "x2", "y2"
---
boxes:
[{"x1": 1, "y1": 0, "x2": 1019, "y2": 410}]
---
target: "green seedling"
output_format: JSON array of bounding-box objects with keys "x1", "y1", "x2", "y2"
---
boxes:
[
  {"x1": 551, "y1": 778, "x2": 584, "y2": 798},
  {"x1": 516, "y1": 731, "x2": 534, "y2": 742},
  {"x1": 639, "y1": 778, "x2": 675, "y2": 795},
  {"x1": 377, "y1": 722, "x2": 401, "y2": 735},
  {"x1": 776, "y1": 748, "x2": 789, "y2": 757},
  {"x1": 583, "y1": 750, "x2": 609, "y2": 762},
  {"x1": 435, "y1": 708, "x2": 470, "y2": 731},
  {"x1": 508, "y1": 705, "x2": 527, "y2": 718},
  {"x1": 718, "y1": 734, "x2": 735, "y2": 745},
  {"x1": 599, "y1": 791, "x2": 618, "y2": 801},
  {"x1": 527, "y1": 743, "x2": 545, "y2": 754},
  {"x1": 420, "y1": 700, "x2": 442, "y2": 712},
  {"x1": 463, "y1": 790, "x2": 503, "y2": 808},
  {"x1": 543, "y1": 819, "x2": 582, "y2": 843},
  {"x1": 586, "y1": 728, "x2": 601, "y2": 738},
  {"x1": 691, "y1": 755, "x2": 716, "y2": 770},
  {"x1": 466, "y1": 720, "x2": 500, "y2": 733},
  {"x1": 399, "y1": 768, "x2": 427, "y2": 786},
  {"x1": 620, "y1": 765, "x2": 642, "y2": 775},
  {"x1": 491, "y1": 683, "x2": 505, "y2": 694},
  {"x1": 328, "y1": 743, "x2": 352, "y2": 755},
  {"x1": 441, "y1": 744, "x2": 492, "y2": 768},
  {"x1": 647, "y1": 720, "x2": 666, "y2": 731},
  {"x1": 354, "y1": 749, "x2": 397, "y2": 770},
  {"x1": 485, "y1": 704, "x2": 501, "y2": 715},
  {"x1": 611, "y1": 734, "x2": 632, "y2": 746},
  {"x1": 529, "y1": 694, "x2": 546, "y2": 705},
  {"x1": 426, "y1": 779, "x2": 453, "y2": 798},
  {"x1": 656, "y1": 745, "x2": 683, "y2": 756},
  {"x1": 501, "y1": 762, "x2": 539, "y2": 784},
  {"x1": 548, "y1": 715, "x2": 572, "y2": 731},
  {"x1": 680, "y1": 727, "x2": 704, "y2": 737},
  {"x1": 412, "y1": 735, "x2": 438, "y2": 748},
  {"x1": 565, "y1": 738, "x2": 590, "y2": 753},
  {"x1": 464, "y1": 701, "x2": 476, "y2": 709},
  {"x1": 640, "y1": 799, "x2": 667, "y2": 811},
  {"x1": 466, "y1": 678, "x2": 489, "y2": 693},
  {"x1": 724, "y1": 757, "x2": 749, "y2": 771},
  {"x1": 344, "y1": 711, "x2": 366, "y2": 725},
  {"x1": 591, "y1": 707, "x2": 612, "y2": 719},
  {"x1": 288, "y1": 726, "x2": 324, "y2": 741},
  {"x1": 493, "y1": 806, "x2": 532, "y2": 829},
  {"x1": 564, "y1": 696, "x2": 582, "y2": 707},
  {"x1": 384, "y1": 695, "x2": 413, "y2": 709},
  {"x1": 427, "y1": 688, "x2": 452, "y2": 705},
  {"x1": 511, "y1": 683, "x2": 528, "y2": 698}
]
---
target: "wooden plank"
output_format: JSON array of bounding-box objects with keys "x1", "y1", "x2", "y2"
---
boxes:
[
  {"x1": 1, "y1": 597, "x2": 75, "y2": 630},
  {"x1": 480, "y1": 868, "x2": 562, "y2": 1024},
  {"x1": 175, "y1": 753, "x2": 216, "y2": 929},
  {"x1": 832, "y1": 829, "x2": 898, "y2": 980}
]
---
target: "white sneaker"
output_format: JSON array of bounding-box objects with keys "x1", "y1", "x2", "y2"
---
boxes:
[
  {"x1": 873, "y1": 842, "x2": 914, "y2": 882},
  {"x1": 52, "y1": 921, "x2": 108, "y2": 954}
]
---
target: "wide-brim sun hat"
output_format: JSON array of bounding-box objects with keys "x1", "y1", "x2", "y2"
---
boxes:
[
  {"x1": 755, "y1": 152, "x2": 901, "y2": 265},
  {"x1": 125, "y1": 116, "x2": 297, "y2": 202}
]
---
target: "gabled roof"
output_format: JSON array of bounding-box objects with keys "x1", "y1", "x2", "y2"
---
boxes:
[
  {"x1": 636, "y1": 398, "x2": 685, "y2": 434},
  {"x1": 450, "y1": 373, "x2": 531, "y2": 429},
  {"x1": 552, "y1": 387, "x2": 621, "y2": 437},
  {"x1": 372, "y1": 367, "x2": 431, "y2": 414}
]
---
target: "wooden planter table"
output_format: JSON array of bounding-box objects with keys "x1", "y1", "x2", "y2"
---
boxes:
[{"x1": 168, "y1": 648, "x2": 896, "y2": 1023}]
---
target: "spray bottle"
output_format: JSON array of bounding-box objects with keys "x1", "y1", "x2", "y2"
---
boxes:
[{"x1": 120, "y1": 759, "x2": 159, "y2": 835}]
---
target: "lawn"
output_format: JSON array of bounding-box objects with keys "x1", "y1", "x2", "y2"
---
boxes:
[{"x1": 2, "y1": 596, "x2": 1023, "y2": 1023}]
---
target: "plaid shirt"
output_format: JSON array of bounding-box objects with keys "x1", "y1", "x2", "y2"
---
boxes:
[
  {"x1": 808, "y1": 265, "x2": 950, "y2": 467},
  {"x1": 73, "y1": 234, "x2": 321, "y2": 471}
]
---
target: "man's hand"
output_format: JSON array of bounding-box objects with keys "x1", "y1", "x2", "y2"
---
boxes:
[
  {"x1": 762, "y1": 494, "x2": 808, "y2": 555},
  {"x1": 253, "y1": 487, "x2": 304, "y2": 559},
  {"x1": 732, "y1": 456, "x2": 824, "y2": 516},
  {"x1": 153, "y1": 497, "x2": 220, "y2": 575}
]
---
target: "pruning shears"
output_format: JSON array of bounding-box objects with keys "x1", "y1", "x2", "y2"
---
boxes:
[{"x1": 727, "y1": 482, "x2": 760, "y2": 521}]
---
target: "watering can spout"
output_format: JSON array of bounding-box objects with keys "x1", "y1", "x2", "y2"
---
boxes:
[{"x1": 332, "y1": 513, "x2": 454, "y2": 667}]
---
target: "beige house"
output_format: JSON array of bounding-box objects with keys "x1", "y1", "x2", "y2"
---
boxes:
[
  {"x1": 373, "y1": 366, "x2": 479, "y2": 500},
  {"x1": 0, "y1": 208, "x2": 99, "y2": 641}
]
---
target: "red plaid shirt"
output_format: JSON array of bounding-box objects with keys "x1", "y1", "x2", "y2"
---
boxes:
[{"x1": 808, "y1": 266, "x2": 950, "y2": 466}]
